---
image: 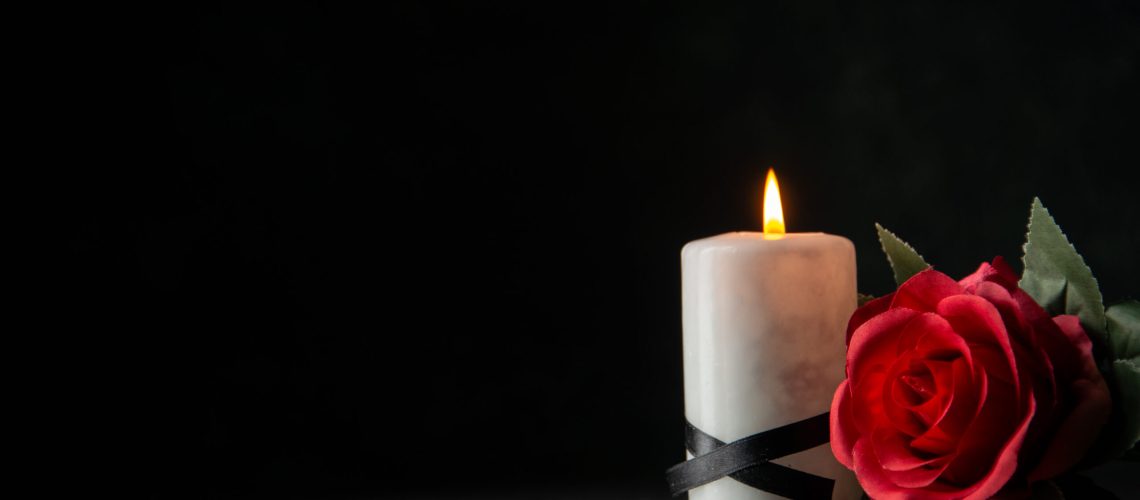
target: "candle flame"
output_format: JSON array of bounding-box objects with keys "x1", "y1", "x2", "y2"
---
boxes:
[{"x1": 763, "y1": 168, "x2": 785, "y2": 236}]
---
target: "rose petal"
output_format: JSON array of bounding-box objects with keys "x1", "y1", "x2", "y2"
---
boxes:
[
  {"x1": 905, "y1": 383, "x2": 1035, "y2": 500},
  {"x1": 884, "y1": 458, "x2": 954, "y2": 489},
  {"x1": 889, "y1": 359, "x2": 931, "y2": 408},
  {"x1": 971, "y1": 344, "x2": 1017, "y2": 386},
  {"x1": 1052, "y1": 315, "x2": 1087, "y2": 347},
  {"x1": 854, "y1": 370, "x2": 891, "y2": 435},
  {"x1": 988, "y1": 257, "x2": 1019, "y2": 285},
  {"x1": 1027, "y1": 378, "x2": 1112, "y2": 482},
  {"x1": 857, "y1": 391, "x2": 1035, "y2": 500},
  {"x1": 888, "y1": 359, "x2": 953, "y2": 429},
  {"x1": 958, "y1": 263, "x2": 993, "y2": 292},
  {"x1": 1052, "y1": 315, "x2": 1100, "y2": 380},
  {"x1": 913, "y1": 359, "x2": 985, "y2": 456},
  {"x1": 874, "y1": 425, "x2": 947, "y2": 472},
  {"x1": 911, "y1": 314, "x2": 973, "y2": 366},
  {"x1": 891, "y1": 314, "x2": 969, "y2": 434},
  {"x1": 918, "y1": 360, "x2": 956, "y2": 428},
  {"x1": 1011, "y1": 291, "x2": 1088, "y2": 382},
  {"x1": 937, "y1": 295, "x2": 1019, "y2": 392},
  {"x1": 892, "y1": 269, "x2": 963, "y2": 313},
  {"x1": 959, "y1": 257, "x2": 1019, "y2": 292},
  {"x1": 1032, "y1": 342, "x2": 1058, "y2": 409},
  {"x1": 973, "y1": 281, "x2": 1032, "y2": 345},
  {"x1": 853, "y1": 438, "x2": 913, "y2": 500},
  {"x1": 853, "y1": 439, "x2": 964, "y2": 500},
  {"x1": 1009, "y1": 284, "x2": 1058, "y2": 328},
  {"x1": 958, "y1": 391, "x2": 1036, "y2": 500},
  {"x1": 1013, "y1": 340, "x2": 1059, "y2": 456},
  {"x1": 848, "y1": 293, "x2": 894, "y2": 345},
  {"x1": 909, "y1": 424, "x2": 958, "y2": 457},
  {"x1": 942, "y1": 371, "x2": 1022, "y2": 487},
  {"x1": 831, "y1": 379, "x2": 858, "y2": 469},
  {"x1": 884, "y1": 356, "x2": 930, "y2": 436},
  {"x1": 849, "y1": 307, "x2": 922, "y2": 381},
  {"x1": 875, "y1": 425, "x2": 955, "y2": 489}
]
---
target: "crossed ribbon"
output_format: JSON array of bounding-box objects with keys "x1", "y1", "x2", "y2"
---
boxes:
[{"x1": 665, "y1": 412, "x2": 835, "y2": 498}]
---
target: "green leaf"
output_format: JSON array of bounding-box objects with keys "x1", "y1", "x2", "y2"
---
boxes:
[
  {"x1": 1112, "y1": 359, "x2": 1140, "y2": 454},
  {"x1": 1019, "y1": 197, "x2": 1107, "y2": 343},
  {"x1": 858, "y1": 293, "x2": 876, "y2": 307},
  {"x1": 1107, "y1": 301, "x2": 1140, "y2": 363},
  {"x1": 876, "y1": 223, "x2": 930, "y2": 286}
]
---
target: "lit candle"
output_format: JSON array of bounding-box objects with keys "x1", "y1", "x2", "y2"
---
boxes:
[{"x1": 680, "y1": 169, "x2": 861, "y2": 499}]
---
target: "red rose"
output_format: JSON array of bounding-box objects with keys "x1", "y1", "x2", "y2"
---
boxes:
[{"x1": 831, "y1": 258, "x2": 1111, "y2": 499}]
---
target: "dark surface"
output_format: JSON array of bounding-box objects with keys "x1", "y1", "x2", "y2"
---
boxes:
[{"x1": 67, "y1": 1, "x2": 1140, "y2": 498}]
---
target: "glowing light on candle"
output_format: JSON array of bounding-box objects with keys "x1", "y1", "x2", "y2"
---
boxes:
[{"x1": 763, "y1": 168, "x2": 785, "y2": 236}]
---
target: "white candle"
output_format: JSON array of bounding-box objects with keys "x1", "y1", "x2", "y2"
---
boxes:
[{"x1": 680, "y1": 170, "x2": 861, "y2": 500}]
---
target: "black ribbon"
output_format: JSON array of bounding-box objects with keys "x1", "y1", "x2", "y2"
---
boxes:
[{"x1": 665, "y1": 413, "x2": 835, "y2": 498}]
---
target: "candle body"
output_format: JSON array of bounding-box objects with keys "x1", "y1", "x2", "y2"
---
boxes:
[{"x1": 681, "y1": 232, "x2": 860, "y2": 500}]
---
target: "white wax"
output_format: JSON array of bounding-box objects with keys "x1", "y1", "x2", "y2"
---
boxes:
[{"x1": 681, "y1": 232, "x2": 861, "y2": 500}]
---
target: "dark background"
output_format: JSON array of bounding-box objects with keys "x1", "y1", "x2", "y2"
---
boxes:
[{"x1": 68, "y1": 1, "x2": 1139, "y2": 498}]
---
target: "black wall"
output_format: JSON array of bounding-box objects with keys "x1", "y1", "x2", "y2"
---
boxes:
[{"x1": 71, "y1": 2, "x2": 1139, "y2": 498}]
